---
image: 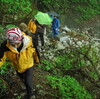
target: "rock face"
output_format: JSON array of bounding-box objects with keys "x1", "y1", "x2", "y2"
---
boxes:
[{"x1": 39, "y1": 26, "x2": 100, "y2": 63}]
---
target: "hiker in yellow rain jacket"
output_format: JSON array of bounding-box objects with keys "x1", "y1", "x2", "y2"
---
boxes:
[
  {"x1": 0, "y1": 28, "x2": 39, "y2": 99},
  {"x1": 28, "y1": 19, "x2": 45, "y2": 48},
  {"x1": 28, "y1": 19, "x2": 37, "y2": 33}
]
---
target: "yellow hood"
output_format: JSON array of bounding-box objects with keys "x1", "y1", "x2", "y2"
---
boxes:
[{"x1": 28, "y1": 20, "x2": 37, "y2": 33}]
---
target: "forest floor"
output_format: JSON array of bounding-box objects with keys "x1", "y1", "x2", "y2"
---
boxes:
[
  {"x1": 1, "y1": 64, "x2": 100, "y2": 99},
  {"x1": 0, "y1": 66, "x2": 54, "y2": 99}
]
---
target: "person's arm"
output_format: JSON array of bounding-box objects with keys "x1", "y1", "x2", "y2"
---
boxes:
[
  {"x1": 0, "y1": 52, "x2": 7, "y2": 67},
  {"x1": 0, "y1": 40, "x2": 9, "y2": 67},
  {"x1": 33, "y1": 49, "x2": 40, "y2": 64},
  {"x1": 57, "y1": 19, "x2": 60, "y2": 28},
  {"x1": 31, "y1": 37, "x2": 40, "y2": 63},
  {"x1": 55, "y1": 18, "x2": 60, "y2": 29},
  {"x1": 37, "y1": 25, "x2": 42, "y2": 29}
]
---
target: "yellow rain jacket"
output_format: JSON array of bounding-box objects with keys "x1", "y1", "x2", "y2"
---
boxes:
[
  {"x1": 28, "y1": 20, "x2": 37, "y2": 33},
  {"x1": 0, "y1": 35, "x2": 39, "y2": 73}
]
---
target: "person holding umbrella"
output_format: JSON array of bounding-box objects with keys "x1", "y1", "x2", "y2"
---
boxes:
[
  {"x1": 28, "y1": 18, "x2": 45, "y2": 49},
  {"x1": 28, "y1": 12, "x2": 53, "y2": 49},
  {"x1": 47, "y1": 12, "x2": 60, "y2": 40},
  {"x1": 34, "y1": 20, "x2": 45, "y2": 47}
]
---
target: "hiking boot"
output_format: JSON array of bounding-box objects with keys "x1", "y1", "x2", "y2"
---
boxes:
[
  {"x1": 25, "y1": 95, "x2": 36, "y2": 99},
  {"x1": 41, "y1": 46, "x2": 44, "y2": 50},
  {"x1": 21, "y1": 85, "x2": 26, "y2": 91},
  {"x1": 30, "y1": 95, "x2": 36, "y2": 99}
]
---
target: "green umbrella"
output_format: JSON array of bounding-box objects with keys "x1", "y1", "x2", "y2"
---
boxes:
[{"x1": 34, "y1": 11, "x2": 53, "y2": 25}]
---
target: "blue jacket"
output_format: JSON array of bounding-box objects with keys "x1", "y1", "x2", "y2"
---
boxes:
[{"x1": 51, "y1": 18, "x2": 60, "y2": 29}]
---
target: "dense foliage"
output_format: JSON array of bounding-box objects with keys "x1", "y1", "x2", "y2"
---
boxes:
[
  {"x1": 0, "y1": 0, "x2": 99, "y2": 23},
  {"x1": 0, "y1": 0, "x2": 32, "y2": 22},
  {"x1": 46, "y1": 75, "x2": 92, "y2": 99},
  {"x1": 33, "y1": 0, "x2": 100, "y2": 22}
]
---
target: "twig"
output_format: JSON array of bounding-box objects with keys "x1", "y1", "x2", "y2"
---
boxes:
[{"x1": 0, "y1": 77, "x2": 13, "y2": 95}]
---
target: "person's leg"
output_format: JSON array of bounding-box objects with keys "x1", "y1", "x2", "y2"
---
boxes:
[
  {"x1": 32, "y1": 33, "x2": 38, "y2": 46},
  {"x1": 16, "y1": 71, "x2": 25, "y2": 82},
  {"x1": 24, "y1": 66, "x2": 34, "y2": 97},
  {"x1": 52, "y1": 29, "x2": 55, "y2": 37},
  {"x1": 39, "y1": 32, "x2": 44, "y2": 46},
  {"x1": 53, "y1": 29, "x2": 57, "y2": 39},
  {"x1": 16, "y1": 71, "x2": 27, "y2": 91},
  {"x1": 53, "y1": 29, "x2": 59, "y2": 39},
  {"x1": 54, "y1": 29, "x2": 59, "y2": 35}
]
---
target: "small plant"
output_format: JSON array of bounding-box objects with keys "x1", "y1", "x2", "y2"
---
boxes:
[
  {"x1": 89, "y1": 71, "x2": 99, "y2": 80},
  {"x1": 0, "y1": 80, "x2": 7, "y2": 89},
  {"x1": 16, "y1": 96, "x2": 22, "y2": 99},
  {"x1": 36, "y1": 84, "x2": 43, "y2": 88},
  {"x1": 39, "y1": 59, "x2": 55, "y2": 71},
  {"x1": 0, "y1": 26, "x2": 4, "y2": 33},
  {"x1": 0, "y1": 79, "x2": 8, "y2": 97},
  {"x1": 0, "y1": 61, "x2": 12, "y2": 75}
]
